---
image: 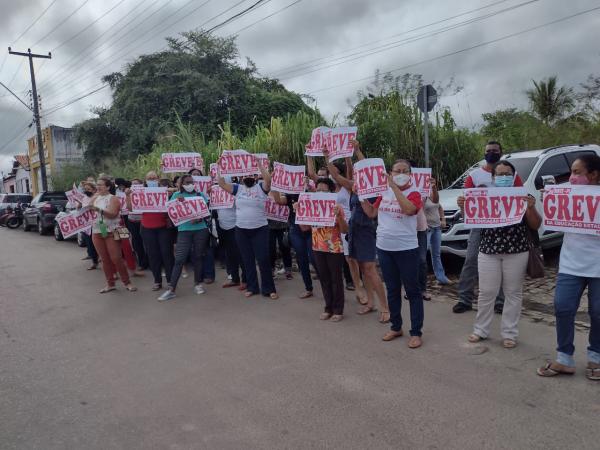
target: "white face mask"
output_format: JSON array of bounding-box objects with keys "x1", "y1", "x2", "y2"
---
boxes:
[
  {"x1": 183, "y1": 184, "x2": 195, "y2": 193},
  {"x1": 393, "y1": 174, "x2": 411, "y2": 187}
]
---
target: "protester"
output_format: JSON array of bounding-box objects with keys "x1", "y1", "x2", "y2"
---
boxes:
[
  {"x1": 416, "y1": 199, "x2": 431, "y2": 301},
  {"x1": 218, "y1": 159, "x2": 278, "y2": 299},
  {"x1": 79, "y1": 181, "x2": 98, "y2": 270},
  {"x1": 268, "y1": 216, "x2": 293, "y2": 279},
  {"x1": 425, "y1": 178, "x2": 450, "y2": 284},
  {"x1": 124, "y1": 178, "x2": 149, "y2": 271},
  {"x1": 89, "y1": 177, "x2": 136, "y2": 293},
  {"x1": 458, "y1": 161, "x2": 541, "y2": 348},
  {"x1": 537, "y1": 154, "x2": 600, "y2": 380},
  {"x1": 360, "y1": 159, "x2": 424, "y2": 348},
  {"x1": 157, "y1": 175, "x2": 210, "y2": 301},
  {"x1": 297, "y1": 178, "x2": 349, "y2": 321},
  {"x1": 189, "y1": 168, "x2": 216, "y2": 284},
  {"x1": 453, "y1": 141, "x2": 523, "y2": 314}
]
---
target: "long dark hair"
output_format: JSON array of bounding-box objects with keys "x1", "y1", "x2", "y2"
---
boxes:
[
  {"x1": 179, "y1": 174, "x2": 194, "y2": 193},
  {"x1": 492, "y1": 160, "x2": 515, "y2": 176},
  {"x1": 575, "y1": 154, "x2": 600, "y2": 176}
]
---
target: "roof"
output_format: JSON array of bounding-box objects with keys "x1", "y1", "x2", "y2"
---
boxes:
[{"x1": 14, "y1": 154, "x2": 30, "y2": 169}]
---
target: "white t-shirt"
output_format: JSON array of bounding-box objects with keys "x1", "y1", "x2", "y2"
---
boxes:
[
  {"x1": 336, "y1": 187, "x2": 351, "y2": 220},
  {"x1": 234, "y1": 183, "x2": 268, "y2": 229},
  {"x1": 559, "y1": 233, "x2": 600, "y2": 278},
  {"x1": 218, "y1": 206, "x2": 237, "y2": 231},
  {"x1": 92, "y1": 194, "x2": 120, "y2": 234},
  {"x1": 376, "y1": 186, "x2": 422, "y2": 252}
]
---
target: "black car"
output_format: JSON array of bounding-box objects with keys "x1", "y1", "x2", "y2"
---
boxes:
[{"x1": 23, "y1": 191, "x2": 69, "y2": 235}]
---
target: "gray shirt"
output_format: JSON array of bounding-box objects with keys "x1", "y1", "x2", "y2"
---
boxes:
[{"x1": 424, "y1": 198, "x2": 442, "y2": 228}]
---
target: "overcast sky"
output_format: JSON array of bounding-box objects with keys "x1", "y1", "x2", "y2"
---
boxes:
[{"x1": 1, "y1": 0, "x2": 599, "y2": 175}]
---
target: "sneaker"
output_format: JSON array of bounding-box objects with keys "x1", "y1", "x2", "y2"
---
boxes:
[
  {"x1": 194, "y1": 284, "x2": 205, "y2": 295},
  {"x1": 182, "y1": 271, "x2": 189, "y2": 279},
  {"x1": 227, "y1": 274, "x2": 233, "y2": 281},
  {"x1": 276, "y1": 267, "x2": 286, "y2": 275},
  {"x1": 452, "y1": 302, "x2": 472, "y2": 313},
  {"x1": 157, "y1": 290, "x2": 176, "y2": 302}
]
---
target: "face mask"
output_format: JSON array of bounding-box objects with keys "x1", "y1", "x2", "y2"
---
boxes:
[
  {"x1": 393, "y1": 174, "x2": 411, "y2": 187},
  {"x1": 183, "y1": 184, "x2": 195, "y2": 193},
  {"x1": 243, "y1": 178, "x2": 256, "y2": 188},
  {"x1": 494, "y1": 175, "x2": 514, "y2": 187},
  {"x1": 485, "y1": 152, "x2": 501, "y2": 164},
  {"x1": 569, "y1": 174, "x2": 589, "y2": 185},
  {"x1": 146, "y1": 180, "x2": 158, "y2": 188},
  {"x1": 84, "y1": 191, "x2": 93, "y2": 197}
]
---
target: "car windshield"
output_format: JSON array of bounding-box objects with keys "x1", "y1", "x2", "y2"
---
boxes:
[
  {"x1": 446, "y1": 156, "x2": 537, "y2": 189},
  {"x1": 43, "y1": 192, "x2": 68, "y2": 201}
]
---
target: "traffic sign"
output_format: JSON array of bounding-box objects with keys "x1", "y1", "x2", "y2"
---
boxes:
[{"x1": 417, "y1": 84, "x2": 437, "y2": 113}]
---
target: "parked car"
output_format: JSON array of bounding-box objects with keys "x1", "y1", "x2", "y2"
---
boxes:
[
  {"x1": 53, "y1": 202, "x2": 88, "y2": 246},
  {"x1": 22, "y1": 191, "x2": 69, "y2": 235},
  {"x1": 0, "y1": 193, "x2": 32, "y2": 216},
  {"x1": 438, "y1": 144, "x2": 600, "y2": 257}
]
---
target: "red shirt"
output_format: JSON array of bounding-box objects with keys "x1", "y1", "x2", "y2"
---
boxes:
[
  {"x1": 463, "y1": 166, "x2": 523, "y2": 188},
  {"x1": 141, "y1": 212, "x2": 168, "y2": 229}
]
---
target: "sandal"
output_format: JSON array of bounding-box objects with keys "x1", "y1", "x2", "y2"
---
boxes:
[
  {"x1": 378, "y1": 311, "x2": 390, "y2": 323},
  {"x1": 357, "y1": 305, "x2": 375, "y2": 315},
  {"x1": 468, "y1": 334, "x2": 485, "y2": 343},
  {"x1": 382, "y1": 330, "x2": 403, "y2": 341},
  {"x1": 222, "y1": 281, "x2": 240, "y2": 288},
  {"x1": 320, "y1": 312, "x2": 332, "y2": 320},
  {"x1": 299, "y1": 291, "x2": 314, "y2": 299},
  {"x1": 125, "y1": 284, "x2": 137, "y2": 292},
  {"x1": 330, "y1": 314, "x2": 343, "y2": 322},
  {"x1": 244, "y1": 291, "x2": 257, "y2": 298},
  {"x1": 408, "y1": 336, "x2": 423, "y2": 349},
  {"x1": 238, "y1": 283, "x2": 247, "y2": 291},
  {"x1": 422, "y1": 293, "x2": 432, "y2": 301},
  {"x1": 356, "y1": 294, "x2": 368, "y2": 306},
  {"x1": 269, "y1": 293, "x2": 279, "y2": 300},
  {"x1": 536, "y1": 361, "x2": 576, "y2": 377},
  {"x1": 151, "y1": 284, "x2": 162, "y2": 291},
  {"x1": 586, "y1": 363, "x2": 600, "y2": 381},
  {"x1": 502, "y1": 339, "x2": 517, "y2": 349},
  {"x1": 87, "y1": 264, "x2": 97, "y2": 270},
  {"x1": 99, "y1": 286, "x2": 116, "y2": 294}
]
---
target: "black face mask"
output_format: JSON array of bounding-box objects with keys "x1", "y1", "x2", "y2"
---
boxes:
[
  {"x1": 243, "y1": 178, "x2": 256, "y2": 188},
  {"x1": 84, "y1": 191, "x2": 93, "y2": 197},
  {"x1": 485, "y1": 152, "x2": 501, "y2": 164}
]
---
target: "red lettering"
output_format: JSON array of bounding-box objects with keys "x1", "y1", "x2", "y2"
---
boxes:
[
  {"x1": 477, "y1": 196, "x2": 489, "y2": 218},
  {"x1": 571, "y1": 195, "x2": 584, "y2": 221},
  {"x1": 500, "y1": 196, "x2": 515, "y2": 216},
  {"x1": 586, "y1": 195, "x2": 600, "y2": 221},
  {"x1": 465, "y1": 197, "x2": 476, "y2": 218},
  {"x1": 544, "y1": 194, "x2": 556, "y2": 219},
  {"x1": 557, "y1": 194, "x2": 571, "y2": 221},
  {"x1": 489, "y1": 197, "x2": 501, "y2": 218}
]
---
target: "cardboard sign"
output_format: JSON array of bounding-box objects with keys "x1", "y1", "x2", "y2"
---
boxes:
[
  {"x1": 130, "y1": 187, "x2": 168, "y2": 213},
  {"x1": 116, "y1": 191, "x2": 129, "y2": 214},
  {"x1": 161, "y1": 152, "x2": 203, "y2": 173},
  {"x1": 271, "y1": 162, "x2": 306, "y2": 194},
  {"x1": 209, "y1": 163, "x2": 219, "y2": 183},
  {"x1": 463, "y1": 187, "x2": 528, "y2": 228},
  {"x1": 66, "y1": 184, "x2": 85, "y2": 206},
  {"x1": 192, "y1": 176, "x2": 212, "y2": 194},
  {"x1": 295, "y1": 192, "x2": 337, "y2": 227},
  {"x1": 166, "y1": 196, "x2": 210, "y2": 226},
  {"x1": 57, "y1": 208, "x2": 98, "y2": 239},
  {"x1": 209, "y1": 186, "x2": 235, "y2": 210},
  {"x1": 256, "y1": 153, "x2": 270, "y2": 169},
  {"x1": 305, "y1": 126, "x2": 357, "y2": 162},
  {"x1": 265, "y1": 197, "x2": 290, "y2": 223},
  {"x1": 353, "y1": 158, "x2": 388, "y2": 200},
  {"x1": 543, "y1": 185, "x2": 600, "y2": 236},
  {"x1": 218, "y1": 150, "x2": 266, "y2": 176},
  {"x1": 411, "y1": 168, "x2": 432, "y2": 197}
]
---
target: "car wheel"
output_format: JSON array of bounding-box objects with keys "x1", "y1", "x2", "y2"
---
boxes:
[
  {"x1": 23, "y1": 218, "x2": 31, "y2": 232},
  {"x1": 77, "y1": 232, "x2": 87, "y2": 247},
  {"x1": 37, "y1": 219, "x2": 47, "y2": 235},
  {"x1": 54, "y1": 222, "x2": 64, "y2": 241}
]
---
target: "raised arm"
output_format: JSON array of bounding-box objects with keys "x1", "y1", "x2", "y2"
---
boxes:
[
  {"x1": 217, "y1": 174, "x2": 235, "y2": 194},
  {"x1": 351, "y1": 139, "x2": 366, "y2": 161},
  {"x1": 271, "y1": 190, "x2": 288, "y2": 206},
  {"x1": 430, "y1": 178, "x2": 440, "y2": 203},
  {"x1": 524, "y1": 195, "x2": 542, "y2": 230},
  {"x1": 258, "y1": 158, "x2": 271, "y2": 192},
  {"x1": 335, "y1": 205, "x2": 349, "y2": 233},
  {"x1": 307, "y1": 155, "x2": 318, "y2": 183},
  {"x1": 323, "y1": 148, "x2": 353, "y2": 191}
]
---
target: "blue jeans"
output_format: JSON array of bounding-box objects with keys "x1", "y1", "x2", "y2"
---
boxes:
[
  {"x1": 289, "y1": 224, "x2": 314, "y2": 292},
  {"x1": 235, "y1": 226, "x2": 276, "y2": 296},
  {"x1": 377, "y1": 247, "x2": 424, "y2": 336},
  {"x1": 170, "y1": 230, "x2": 209, "y2": 289},
  {"x1": 200, "y1": 246, "x2": 215, "y2": 281},
  {"x1": 554, "y1": 273, "x2": 600, "y2": 367},
  {"x1": 417, "y1": 230, "x2": 428, "y2": 293},
  {"x1": 427, "y1": 227, "x2": 449, "y2": 284}
]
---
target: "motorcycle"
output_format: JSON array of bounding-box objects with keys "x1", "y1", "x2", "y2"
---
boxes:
[{"x1": 0, "y1": 204, "x2": 26, "y2": 229}]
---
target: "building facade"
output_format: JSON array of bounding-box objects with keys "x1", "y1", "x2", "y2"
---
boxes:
[{"x1": 2, "y1": 155, "x2": 30, "y2": 193}]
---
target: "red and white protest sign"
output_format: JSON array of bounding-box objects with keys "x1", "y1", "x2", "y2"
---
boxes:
[
  {"x1": 295, "y1": 192, "x2": 338, "y2": 227},
  {"x1": 209, "y1": 163, "x2": 219, "y2": 183},
  {"x1": 265, "y1": 197, "x2": 290, "y2": 223},
  {"x1": 305, "y1": 126, "x2": 357, "y2": 162},
  {"x1": 305, "y1": 126, "x2": 330, "y2": 156},
  {"x1": 411, "y1": 168, "x2": 432, "y2": 197},
  {"x1": 166, "y1": 196, "x2": 210, "y2": 226},
  {"x1": 130, "y1": 187, "x2": 168, "y2": 213},
  {"x1": 192, "y1": 176, "x2": 212, "y2": 194},
  {"x1": 209, "y1": 186, "x2": 235, "y2": 210},
  {"x1": 543, "y1": 185, "x2": 600, "y2": 236},
  {"x1": 256, "y1": 153, "x2": 270, "y2": 169},
  {"x1": 271, "y1": 162, "x2": 306, "y2": 194},
  {"x1": 116, "y1": 191, "x2": 129, "y2": 214},
  {"x1": 353, "y1": 158, "x2": 388, "y2": 200},
  {"x1": 161, "y1": 152, "x2": 203, "y2": 173},
  {"x1": 57, "y1": 208, "x2": 98, "y2": 239},
  {"x1": 463, "y1": 187, "x2": 528, "y2": 228},
  {"x1": 218, "y1": 150, "x2": 265, "y2": 176},
  {"x1": 66, "y1": 184, "x2": 85, "y2": 206}
]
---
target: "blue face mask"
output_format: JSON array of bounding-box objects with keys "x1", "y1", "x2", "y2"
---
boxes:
[
  {"x1": 494, "y1": 175, "x2": 514, "y2": 187},
  {"x1": 146, "y1": 180, "x2": 159, "y2": 188}
]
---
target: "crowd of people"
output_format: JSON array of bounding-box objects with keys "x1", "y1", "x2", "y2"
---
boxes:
[{"x1": 74, "y1": 139, "x2": 600, "y2": 381}]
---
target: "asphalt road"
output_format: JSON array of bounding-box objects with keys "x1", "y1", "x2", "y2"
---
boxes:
[{"x1": 1, "y1": 228, "x2": 598, "y2": 450}]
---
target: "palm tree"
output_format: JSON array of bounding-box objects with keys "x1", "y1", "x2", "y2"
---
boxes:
[{"x1": 526, "y1": 76, "x2": 574, "y2": 125}]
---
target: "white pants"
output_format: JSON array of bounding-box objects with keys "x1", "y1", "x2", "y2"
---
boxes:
[{"x1": 473, "y1": 251, "x2": 528, "y2": 340}]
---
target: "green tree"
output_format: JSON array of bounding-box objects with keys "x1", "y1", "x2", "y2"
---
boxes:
[{"x1": 526, "y1": 76, "x2": 574, "y2": 124}]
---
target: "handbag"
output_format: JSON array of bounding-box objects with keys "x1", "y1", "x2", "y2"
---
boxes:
[
  {"x1": 526, "y1": 227, "x2": 544, "y2": 279},
  {"x1": 113, "y1": 226, "x2": 130, "y2": 241}
]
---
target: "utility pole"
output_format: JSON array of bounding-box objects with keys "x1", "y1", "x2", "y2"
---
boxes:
[{"x1": 8, "y1": 47, "x2": 51, "y2": 191}]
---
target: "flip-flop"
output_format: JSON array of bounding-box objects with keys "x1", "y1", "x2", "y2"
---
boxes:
[
  {"x1": 269, "y1": 293, "x2": 279, "y2": 300},
  {"x1": 378, "y1": 311, "x2": 390, "y2": 323},
  {"x1": 356, "y1": 305, "x2": 375, "y2": 315},
  {"x1": 586, "y1": 363, "x2": 600, "y2": 381},
  {"x1": 536, "y1": 361, "x2": 576, "y2": 377},
  {"x1": 99, "y1": 286, "x2": 116, "y2": 294},
  {"x1": 502, "y1": 339, "x2": 517, "y2": 349},
  {"x1": 299, "y1": 291, "x2": 314, "y2": 299},
  {"x1": 356, "y1": 294, "x2": 368, "y2": 306},
  {"x1": 125, "y1": 284, "x2": 137, "y2": 292},
  {"x1": 244, "y1": 291, "x2": 258, "y2": 298}
]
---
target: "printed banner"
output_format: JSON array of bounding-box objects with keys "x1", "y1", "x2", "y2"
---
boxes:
[
  {"x1": 192, "y1": 176, "x2": 212, "y2": 194},
  {"x1": 116, "y1": 191, "x2": 129, "y2": 214},
  {"x1": 161, "y1": 152, "x2": 204, "y2": 173},
  {"x1": 305, "y1": 126, "x2": 357, "y2": 162},
  {"x1": 209, "y1": 186, "x2": 235, "y2": 210},
  {"x1": 463, "y1": 187, "x2": 528, "y2": 228},
  {"x1": 543, "y1": 185, "x2": 600, "y2": 236},
  {"x1": 295, "y1": 192, "x2": 338, "y2": 227},
  {"x1": 271, "y1": 162, "x2": 306, "y2": 194},
  {"x1": 57, "y1": 208, "x2": 98, "y2": 239},
  {"x1": 218, "y1": 150, "x2": 266, "y2": 176},
  {"x1": 166, "y1": 196, "x2": 210, "y2": 226},
  {"x1": 256, "y1": 153, "x2": 270, "y2": 169},
  {"x1": 209, "y1": 163, "x2": 219, "y2": 183},
  {"x1": 411, "y1": 168, "x2": 432, "y2": 197},
  {"x1": 353, "y1": 158, "x2": 388, "y2": 200},
  {"x1": 130, "y1": 187, "x2": 169, "y2": 213},
  {"x1": 265, "y1": 197, "x2": 290, "y2": 223},
  {"x1": 66, "y1": 183, "x2": 85, "y2": 206}
]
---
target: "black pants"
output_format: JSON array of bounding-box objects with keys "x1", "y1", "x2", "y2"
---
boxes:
[
  {"x1": 125, "y1": 218, "x2": 148, "y2": 269},
  {"x1": 313, "y1": 251, "x2": 346, "y2": 315},
  {"x1": 235, "y1": 226, "x2": 275, "y2": 295},
  {"x1": 269, "y1": 228, "x2": 292, "y2": 270},
  {"x1": 84, "y1": 232, "x2": 98, "y2": 264},
  {"x1": 343, "y1": 258, "x2": 352, "y2": 285},
  {"x1": 219, "y1": 227, "x2": 246, "y2": 284},
  {"x1": 170, "y1": 229, "x2": 209, "y2": 289},
  {"x1": 140, "y1": 226, "x2": 175, "y2": 285}
]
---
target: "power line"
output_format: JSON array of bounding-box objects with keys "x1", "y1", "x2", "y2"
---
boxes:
[
  {"x1": 308, "y1": 5, "x2": 600, "y2": 95},
  {"x1": 206, "y1": 0, "x2": 271, "y2": 33},
  {"x1": 232, "y1": 0, "x2": 304, "y2": 35},
  {"x1": 44, "y1": 84, "x2": 109, "y2": 116},
  {"x1": 31, "y1": 0, "x2": 91, "y2": 47},
  {"x1": 11, "y1": 0, "x2": 59, "y2": 45},
  {"x1": 0, "y1": 122, "x2": 34, "y2": 154}
]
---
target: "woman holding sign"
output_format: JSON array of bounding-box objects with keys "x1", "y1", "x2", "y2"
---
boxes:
[
  {"x1": 89, "y1": 177, "x2": 137, "y2": 293},
  {"x1": 218, "y1": 159, "x2": 278, "y2": 299},
  {"x1": 458, "y1": 161, "x2": 541, "y2": 349},
  {"x1": 157, "y1": 175, "x2": 210, "y2": 302},
  {"x1": 359, "y1": 160, "x2": 424, "y2": 348},
  {"x1": 538, "y1": 154, "x2": 600, "y2": 381}
]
